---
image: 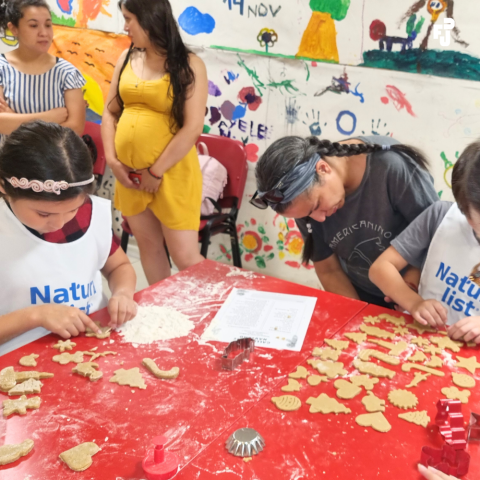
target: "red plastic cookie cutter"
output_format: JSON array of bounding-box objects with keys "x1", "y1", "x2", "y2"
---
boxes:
[
  {"x1": 435, "y1": 399, "x2": 467, "y2": 450},
  {"x1": 420, "y1": 444, "x2": 470, "y2": 477},
  {"x1": 468, "y1": 412, "x2": 480, "y2": 442},
  {"x1": 142, "y1": 436, "x2": 178, "y2": 480},
  {"x1": 221, "y1": 338, "x2": 255, "y2": 370}
]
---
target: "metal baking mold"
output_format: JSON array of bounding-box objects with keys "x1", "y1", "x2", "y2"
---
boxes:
[
  {"x1": 226, "y1": 428, "x2": 265, "y2": 457},
  {"x1": 221, "y1": 338, "x2": 255, "y2": 370}
]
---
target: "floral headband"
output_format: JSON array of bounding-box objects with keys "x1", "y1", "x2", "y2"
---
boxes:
[{"x1": 6, "y1": 175, "x2": 95, "y2": 195}]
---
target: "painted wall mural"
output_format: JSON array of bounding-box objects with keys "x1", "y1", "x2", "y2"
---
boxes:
[{"x1": 0, "y1": 1, "x2": 479, "y2": 287}]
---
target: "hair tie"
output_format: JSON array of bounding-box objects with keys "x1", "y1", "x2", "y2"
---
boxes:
[
  {"x1": 307, "y1": 223, "x2": 313, "y2": 234},
  {"x1": 6, "y1": 175, "x2": 95, "y2": 195},
  {"x1": 382, "y1": 145, "x2": 391, "y2": 151}
]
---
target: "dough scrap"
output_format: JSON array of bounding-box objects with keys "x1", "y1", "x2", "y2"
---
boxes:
[
  {"x1": 324, "y1": 339, "x2": 349, "y2": 351},
  {"x1": 72, "y1": 363, "x2": 103, "y2": 382},
  {"x1": 398, "y1": 410, "x2": 430, "y2": 428},
  {"x1": 430, "y1": 336, "x2": 462, "y2": 353},
  {"x1": 350, "y1": 375, "x2": 379, "y2": 391},
  {"x1": 406, "y1": 322, "x2": 437, "y2": 335},
  {"x1": 142, "y1": 358, "x2": 180, "y2": 379},
  {"x1": 0, "y1": 367, "x2": 53, "y2": 392},
  {"x1": 353, "y1": 359, "x2": 396, "y2": 379},
  {"x1": 310, "y1": 360, "x2": 347, "y2": 379},
  {"x1": 8, "y1": 378, "x2": 42, "y2": 396},
  {"x1": 359, "y1": 324, "x2": 395, "y2": 340},
  {"x1": 452, "y1": 372, "x2": 476, "y2": 389},
  {"x1": 85, "y1": 321, "x2": 112, "y2": 339},
  {"x1": 306, "y1": 393, "x2": 351, "y2": 414},
  {"x1": 0, "y1": 439, "x2": 34, "y2": 466},
  {"x1": 281, "y1": 378, "x2": 301, "y2": 392},
  {"x1": 411, "y1": 337, "x2": 430, "y2": 347},
  {"x1": 406, "y1": 372, "x2": 430, "y2": 388},
  {"x1": 358, "y1": 349, "x2": 400, "y2": 365},
  {"x1": 307, "y1": 375, "x2": 328, "y2": 386},
  {"x1": 289, "y1": 366, "x2": 309, "y2": 379},
  {"x1": 369, "y1": 339, "x2": 408, "y2": 357},
  {"x1": 361, "y1": 391, "x2": 385, "y2": 412},
  {"x1": 388, "y1": 389, "x2": 419, "y2": 409},
  {"x1": 355, "y1": 412, "x2": 391, "y2": 432},
  {"x1": 442, "y1": 386, "x2": 471, "y2": 404},
  {"x1": 378, "y1": 313, "x2": 406, "y2": 326},
  {"x1": 409, "y1": 351, "x2": 428, "y2": 363},
  {"x1": 394, "y1": 326, "x2": 409, "y2": 335},
  {"x1": 401, "y1": 363, "x2": 445, "y2": 377},
  {"x1": 363, "y1": 315, "x2": 381, "y2": 325},
  {"x1": 423, "y1": 345, "x2": 442, "y2": 355},
  {"x1": 334, "y1": 379, "x2": 362, "y2": 399},
  {"x1": 3, "y1": 395, "x2": 41, "y2": 417},
  {"x1": 425, "y1": 355, "x2": 443, "y2": 368},
  {"x1": 271, "y1": 395, "x2": 301, "y2": 411},
  {"x1": 52, "y1": 351, "x2": 84, "y2": 365},
  {"x1": 312, "y1": 347, "x2": 340, "y2": 361},
  {"x1": 455, "y1": 355, "x2": 480, "y2": 375},
  {"x1": 344, "y1": 332, "x2": 367, "y2": 344},
  {"x1": 466, "y1": 342, "x2": 477, "y2": 347},
  {"x1": 109, "y1": 368, "x2": 147, "y2": 389},
  {"x1": 53, "y1": 339, "x2": 76, "y2": 352},
  {"x1": 59, "y1": 442, "x2": 100, "y2": 472},
  {"x1": 88, "y1": 351, "x2": 117, "y2": 362},
  {"x1": 19, "y1": 354, "x2": 39, "y2": 367}
]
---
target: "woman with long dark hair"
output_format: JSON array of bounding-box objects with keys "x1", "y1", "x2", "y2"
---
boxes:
[
  {"x1": 102, "y1": 0, "x2": 207, "y2": 284},
  {"x1": 252, "y1": 135, "x2": 439, "y2": 307}
]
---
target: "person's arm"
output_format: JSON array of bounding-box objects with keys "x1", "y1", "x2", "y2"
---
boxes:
[
  {"x1": 60, "y1": 88, "x2": 86, "y2": 136},
  {"x1": 0, "y1": 86, "x2": 68, "y2": 134},
  {"x1": 101, "y1": 49, "x2": 137, "y2": 189},
  {"x1": 448, "y1": 316, "x2": 480, "y2": 343},
  {"x1": 101, "y1": 246, "x2": 137, "y2": 329},
  {"x1": 0, "y1": 304, "x2": 101, "y2": 345},
  {"x1": 147, "y1": 55, "x2": 207, "y2": 178},
  {"x1": 314, "y1": 254, "x2": 361, "y2": 300},
  {"x1": 369, "y1": 246, "x2": 447, "y2": 328}
]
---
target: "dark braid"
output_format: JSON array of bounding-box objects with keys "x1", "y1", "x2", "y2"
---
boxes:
[{"x1": 255, "y1": 135, "x2": 430, "y2": 265}]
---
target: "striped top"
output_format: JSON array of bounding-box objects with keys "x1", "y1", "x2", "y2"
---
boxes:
[{"x1": 0, "y1": 55, "x2": 85, "y2": 114}]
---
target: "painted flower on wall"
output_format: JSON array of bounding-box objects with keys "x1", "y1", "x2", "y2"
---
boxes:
[
  {"x1": 238, "y1": 87, "x2": 262, "y2": 112},
  {"x1": 257, "y1": 28, "x2": 278, "y2": 54}
]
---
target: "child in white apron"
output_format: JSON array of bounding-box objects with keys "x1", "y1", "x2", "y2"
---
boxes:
[
  {"x1": 0, "y1": 121, "x2": 137, "y2": 355},
  {"x1": 369, "y1": 141, "x2": 480, "y2": 344}
]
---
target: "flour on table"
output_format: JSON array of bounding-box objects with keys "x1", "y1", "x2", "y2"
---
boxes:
[{"x1": 117, "y1": 305, "x2": 194, "y2": 344}]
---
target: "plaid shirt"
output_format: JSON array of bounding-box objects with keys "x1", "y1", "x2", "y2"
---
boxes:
[{"x1": 25, "y1": 196, "x2": 119, "y2": 255}]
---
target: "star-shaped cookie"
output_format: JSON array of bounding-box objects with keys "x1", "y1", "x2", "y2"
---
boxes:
[{"x1": 455, "y1": 355, "x2": 480, "y2": 375}]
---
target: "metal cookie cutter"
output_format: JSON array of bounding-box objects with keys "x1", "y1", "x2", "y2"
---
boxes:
[{"x1": 221, "y1": 338, "x2": 255, "y2": 370}]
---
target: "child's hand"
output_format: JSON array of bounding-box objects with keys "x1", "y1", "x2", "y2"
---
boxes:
[
  {"x1": 410, "y1": 299, "x2": 447, "y2": 329},
  {"x1": 35, "y1": 304, "x2": 101, "y2": 338},
  {"x1": 448, "y1": 316, "x2": 480, "y2": 344},
  {"x1": 418, "y1": 464, "x2": 458, "y2": 479},
  {"x1": 108, "y1": 294, "x2": 137, "y2": 329}
]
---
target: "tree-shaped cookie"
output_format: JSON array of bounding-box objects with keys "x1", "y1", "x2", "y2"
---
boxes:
[
  {"x1": 52, "y1": 339, "x2": 76, "y2": 352},
  {"x1": 72, "y1": 363, "x2": 103, "y2": 382},
  {"x1": 19, "y1": 354, "x2": 39, "y2": 367},
  {"x1": 324, "y1": 339, "x2": 349, "y2": 351},
  {"x1": 344, "y1": 332, "x2": 367, "y2": 344},
  {"x1": 398, "y1": 411, "x2": 430, "y2": 428},
  {"x1": 361, "y1": 392, "x2": 385, "y2": 412},
  {"x1": 109, "y1": 368, "x2": 146, "y2": 389},
  {"x1": 3, "y1": 395, "x2": 41, "y2": 417},
  {"x1": 306, "y1": 393, "x2": 351, "y2": 414},
  {"x1": 52, "y1": 351, "x2": 85, "y2": 365}
]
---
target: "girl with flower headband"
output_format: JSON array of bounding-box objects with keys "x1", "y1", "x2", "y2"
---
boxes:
[
  {"x1": 252, "y1": 135, "x2": 438, "y2": 307},
  {"x1": 0, "y1": 121, "x2": 137, "y2": 355},
  {"x1": 0, "y1": 0, "x2": 86, "y2": 136},
  {"x1": 370, "y1": 141, "x2": 480, "y2": 343}
]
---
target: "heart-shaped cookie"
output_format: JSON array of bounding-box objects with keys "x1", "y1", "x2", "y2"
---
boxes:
[
  {"x1": 355, "y1": 412, "x2": 391, "y2": 432},
  {"x1": 59, "y1": 442, "x2": 100, "y2": 471}
]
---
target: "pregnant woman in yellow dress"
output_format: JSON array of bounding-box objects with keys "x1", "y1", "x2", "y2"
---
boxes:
[{"x1": 102, "y1": 0, "x2": 207, "y2": 285}]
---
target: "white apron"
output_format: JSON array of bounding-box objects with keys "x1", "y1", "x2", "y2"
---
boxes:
[
  {"x1": 418, "y1": 203, "x2": 480, "y2": 325},
  {"x1": 0, "y1": 195, "x2": 112, "y2": 355}
]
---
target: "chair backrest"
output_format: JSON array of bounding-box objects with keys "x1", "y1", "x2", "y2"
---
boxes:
[
  {"x1": 82, "y1": 121, "x2": 106, "y2": 177},
  {"x1": 195, "y1": 134, "x2": 248, "y2": 210}
]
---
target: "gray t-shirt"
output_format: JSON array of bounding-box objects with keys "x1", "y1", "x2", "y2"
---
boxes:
[
  {"x1": 296, "y1": 135, "x2": 439, "y2": 297},
  {"x1": 391, "y1": 201, "x2": 457, "y2": 268}
]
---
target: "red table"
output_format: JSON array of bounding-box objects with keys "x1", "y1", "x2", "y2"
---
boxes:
[
  {"x1": 178, "y1": 304, "x2": 480, "y2": 480},
  {"x1": 0, "y1": 260, "x2": 366, "y2": 479}
]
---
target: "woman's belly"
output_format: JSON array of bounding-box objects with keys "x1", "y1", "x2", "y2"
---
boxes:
[{"x1": 115, "y1": 107, "x2": 173, "y2": 170}]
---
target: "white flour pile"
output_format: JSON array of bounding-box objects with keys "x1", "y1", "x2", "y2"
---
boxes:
[{"x1": 117, "y1": 305, "x2": 194, "y2": 344}]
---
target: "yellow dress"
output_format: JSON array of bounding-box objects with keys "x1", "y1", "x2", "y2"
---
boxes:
[{"x1": 114, "y1": 61, "x2": 202, "y2": 231}]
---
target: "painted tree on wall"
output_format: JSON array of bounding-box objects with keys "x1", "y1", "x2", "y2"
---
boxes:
[{"x1": 297, "y1": 0, "x2": 350, "y2": 63}]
